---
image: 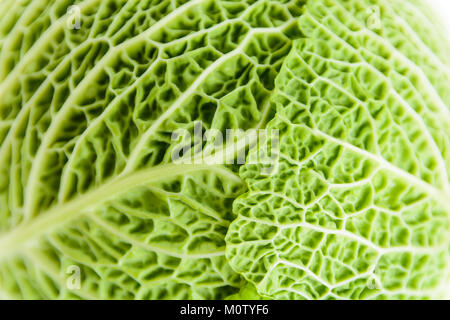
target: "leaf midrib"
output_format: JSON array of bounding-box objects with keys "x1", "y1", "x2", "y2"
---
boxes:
[{"x1": 0, "y1": 163, "x2": 239, "y2": 261}]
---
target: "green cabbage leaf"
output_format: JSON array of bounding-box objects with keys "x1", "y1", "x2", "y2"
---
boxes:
[
  {"x1": 226, "y1": 0, "x2": 450, "y2": 299},
  {"x1": 0, "y1": 0, "x2": 304, "y2": 299},
  {"x1": 0, "y1": 0, "x2": 449, "y2": 300}
]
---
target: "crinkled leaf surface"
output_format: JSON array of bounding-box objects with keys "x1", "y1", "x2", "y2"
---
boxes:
[
  {"x1": 0, "y1": 0, "x2": 305, "y2": 299},
  {"x1": 226, "y1": 0, "x2": 450, "y2": 300},
  {"x1": 1, "y1": 0, "x2": 449, "y2": 301}
]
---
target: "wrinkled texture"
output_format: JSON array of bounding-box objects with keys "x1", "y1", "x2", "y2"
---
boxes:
[
  {"x1": 0, "y1": 0, "x2": 304, "y2": 299},
  {"x1": 0, "y1": 0, "x2": 449, "y2": 300},
  {"x1": 226, "y1": 0, "x2": 450, "y2": 299}
]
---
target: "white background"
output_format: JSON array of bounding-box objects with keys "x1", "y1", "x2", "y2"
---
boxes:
[{"x1": 430, "y1": 0, "x2": 450, "y2": 34}]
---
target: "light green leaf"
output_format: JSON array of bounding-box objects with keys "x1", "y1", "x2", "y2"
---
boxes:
[
  {"x1": 226, "y1": 0, "x2": 450, "y2": 300},
  {"x1": 0, "y1": 0, "x2": 305, "y2": 299}
]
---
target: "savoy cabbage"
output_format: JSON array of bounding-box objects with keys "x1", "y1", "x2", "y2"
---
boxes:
[{"x1": 0, "y1": 0, "x2": 448, "y2": 300}]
